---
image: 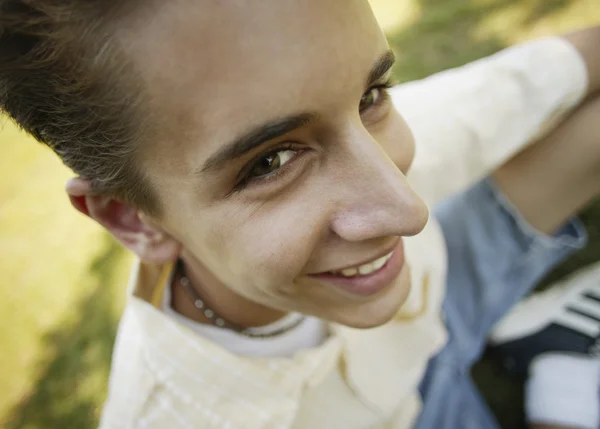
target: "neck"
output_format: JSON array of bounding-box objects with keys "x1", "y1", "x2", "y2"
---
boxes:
[{"x1": 171, "y1": 256, "x2": 287, "y2": 329}]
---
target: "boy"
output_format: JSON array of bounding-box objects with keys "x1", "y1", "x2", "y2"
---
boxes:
[{"x1": 1, "y1": 1, "x2": 599, "y2": 427}]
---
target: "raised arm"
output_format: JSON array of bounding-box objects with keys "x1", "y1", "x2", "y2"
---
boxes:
[
  {"x1": 394, "y1": 26, "x2": 599, "y2": 206},
  {"x1": 565, "y1": 26, "x2": 600, "y2": 97}
]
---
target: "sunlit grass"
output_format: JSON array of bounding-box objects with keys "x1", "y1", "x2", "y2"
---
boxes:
[
  {"x1": 369, "y1": 0, "x2": 421, "y2": 32},
  {"x1": 0, "y1": 124, "x2": 130, "y2": 426},
  {"x1": 475, "y1": 0, "x2": 600, "y2": 44}
]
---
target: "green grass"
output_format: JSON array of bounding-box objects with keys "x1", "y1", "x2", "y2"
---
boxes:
[
  {"x1": 0, "y1": 125, "x2": 131, "y2": 428},
  {"x1": 1, "y1": 1, "x2": 599, "y2": 428}
]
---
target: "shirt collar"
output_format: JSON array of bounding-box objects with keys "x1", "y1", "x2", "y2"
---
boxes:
[{"x1": 127, "y1": 249, "x2": 446, "y2": 420}]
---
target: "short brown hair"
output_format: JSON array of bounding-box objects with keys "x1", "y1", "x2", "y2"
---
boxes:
[{"x1": 0, "y1": 0, "x2": 160, "y2": 215}]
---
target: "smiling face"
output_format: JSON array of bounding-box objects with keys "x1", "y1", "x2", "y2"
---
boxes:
[{"x1": 124, "y1": 0, "x2": 429, "y2": 328}]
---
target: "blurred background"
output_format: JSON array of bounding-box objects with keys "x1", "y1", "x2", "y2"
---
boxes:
[{"x1": 1, "y1": 1, "x2": 599, "y2": 428}]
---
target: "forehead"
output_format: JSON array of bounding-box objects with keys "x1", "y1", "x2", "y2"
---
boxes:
[{"x1": 122, "y1": 0, "x2": 388, "y2": 162}]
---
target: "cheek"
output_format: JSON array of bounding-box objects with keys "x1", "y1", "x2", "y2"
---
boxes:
[
  {"x1": 378, "y1": 109, "x2": 416, "y2": 174},
  {"x1": 195, "y1": 198, "x2": 326, "y2": 290}
]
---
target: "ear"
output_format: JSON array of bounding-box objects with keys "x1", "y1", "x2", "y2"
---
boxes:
[{"x1": 65, "y1": 177, "x2": 181, "y2": 264}]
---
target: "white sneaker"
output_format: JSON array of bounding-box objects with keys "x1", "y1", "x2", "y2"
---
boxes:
[{"x1": 488, "y1": 261, "x2": 600, "y2": 374}]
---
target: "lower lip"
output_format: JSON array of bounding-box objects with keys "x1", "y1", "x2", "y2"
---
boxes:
[{"x1": 310, "y1": 241, "x2": 405, "y2": 298}]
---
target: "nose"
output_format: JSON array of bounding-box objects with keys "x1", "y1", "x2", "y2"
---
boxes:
[{"x1": 328, "y1": 129, "x2": 428, "y2": 243}]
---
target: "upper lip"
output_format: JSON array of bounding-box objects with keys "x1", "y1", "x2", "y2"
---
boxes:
[{"x1": 310, "y1": 239, "x2": 401, "y2": 275}]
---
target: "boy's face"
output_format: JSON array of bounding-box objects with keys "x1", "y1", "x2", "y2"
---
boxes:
[{"x1": 127, "y1": 0, "x2": 428, "y2": 328}]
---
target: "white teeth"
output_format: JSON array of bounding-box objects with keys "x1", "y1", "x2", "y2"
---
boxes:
[
  {"x1": 335, "y1": 251, "x2": 393, "y2": 277},
  {"x1": 371, "y1": 254, "x2": 389, "y2": 271},
  {"x1": 358, "y1": 263, "x2": 375, "y2": 275},
  {"x1": 341, "y1": 267, "x2": 358, "y2": 276}
]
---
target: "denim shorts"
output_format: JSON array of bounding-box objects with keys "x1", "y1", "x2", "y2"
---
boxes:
[{"x1": 416, "y1": 177, "x2": 588, "y2": 429}]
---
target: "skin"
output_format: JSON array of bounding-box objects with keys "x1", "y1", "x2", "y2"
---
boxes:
[
  {"x1": 66, "y1": 1, "x2": 600, "y2": 336},
  {"x1": 70, "y1": 0, "x2": 428, "y2": 329},
  {"x1": 493, "y1": 94, "x2": 600, "y2": 235}
]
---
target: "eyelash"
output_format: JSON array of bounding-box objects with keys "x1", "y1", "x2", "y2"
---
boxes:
[
  {"x1": 360, "y1": 78, "x2": 394, "y2": 113},
  {"x1": 233, "y1": 78, "x2": 395, "y2": 192},
  {"x1": 234, "y1": 143, "x2": 302, "y2": 191}
]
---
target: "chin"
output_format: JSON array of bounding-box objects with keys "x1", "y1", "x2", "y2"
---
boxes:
[
  {"x1": 340, "y1": 310, "x2": 399, "y2": 330},
  {"x1": 331, "y1": 270, "x2": 412, "y2": 329}
]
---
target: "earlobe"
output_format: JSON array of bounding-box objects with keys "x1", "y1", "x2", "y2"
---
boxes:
[
  {"x1": 135, "y1": 231, "x2": 182, "y2": 264},
  {"x1": 65, "y1": 177, "x2": 181, "y2": 264}
]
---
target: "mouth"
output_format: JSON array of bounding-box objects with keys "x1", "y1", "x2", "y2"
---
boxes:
[{"x1": 309, "y1": 240, "x2": 405, "y2": 298}]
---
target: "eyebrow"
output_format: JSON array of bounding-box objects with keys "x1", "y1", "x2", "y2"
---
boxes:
[
  {"x1": 367, "y1": 49, "x2": 395, "y2": 87},
  {"x1": 200, "y1": 113, "x2": 316, "y2": 173},
  {"x1": 200, "y1": 50, "x2": 396, "y2": 174}
]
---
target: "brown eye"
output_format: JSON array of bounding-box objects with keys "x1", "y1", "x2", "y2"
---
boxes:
[
  {"x1": 360, "y1": 87, "x2": 382, "y2": 113},
  {"x1": 249, "y1": 149, "x2": 296, "y2": 178}
]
